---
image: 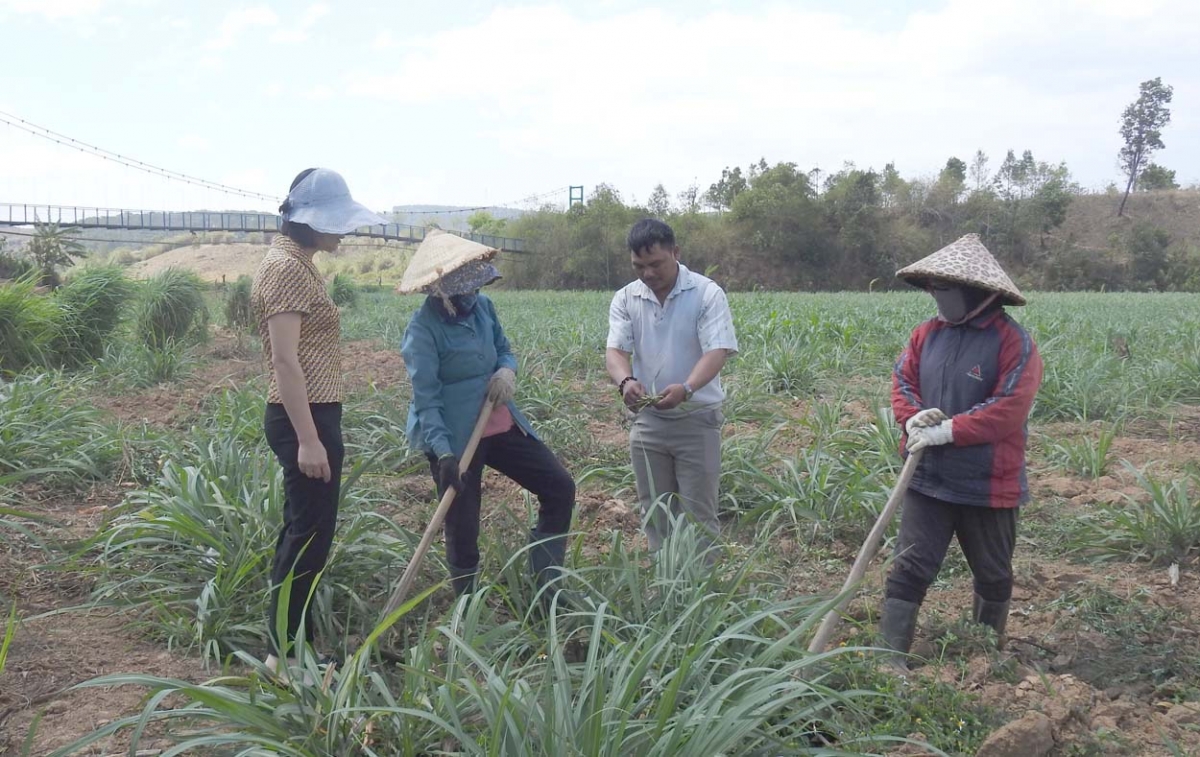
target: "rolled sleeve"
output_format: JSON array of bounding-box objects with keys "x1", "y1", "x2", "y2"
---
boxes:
[
  {"x1": 606, "y1": 289, "x2": 634, "y2": 352},
  {"x1": 697, "y1": 285, "x2": 738, "y2": 355}
]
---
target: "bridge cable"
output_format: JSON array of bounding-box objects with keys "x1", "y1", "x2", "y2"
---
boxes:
[{"x1": 0, "y1": 109, "x2": 282, "y2": 203}]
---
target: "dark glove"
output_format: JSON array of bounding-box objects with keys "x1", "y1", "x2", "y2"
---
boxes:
[{"x1": 437, "y1": 454, "x2": 464, "y2": 493}]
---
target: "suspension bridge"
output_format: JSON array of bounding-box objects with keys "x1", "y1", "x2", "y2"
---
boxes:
[{"x1": 0, "y1": 203, "x2": 528, "y2": 252}]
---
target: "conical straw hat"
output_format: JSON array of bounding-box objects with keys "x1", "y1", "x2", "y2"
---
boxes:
[
  {"x1": 896, "y1": 233, "x2": 1026, "y2": 306},
  {"x1": 397, "y1": 229, "x2": 499, "y2": 294}
]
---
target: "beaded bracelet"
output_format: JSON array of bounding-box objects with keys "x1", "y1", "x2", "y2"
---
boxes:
[{"x1": 617, "y1": 376, "x2": 637, "y2": 396}]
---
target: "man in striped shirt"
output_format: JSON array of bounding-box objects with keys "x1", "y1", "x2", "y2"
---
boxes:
[{"x1": 605, "y1": 219, "x2": 738, "y2": 560}]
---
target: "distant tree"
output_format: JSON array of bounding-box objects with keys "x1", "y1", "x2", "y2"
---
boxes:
[
  {"x1": 1138, "y1": 163, "x2": 1178, "y2": 191},
  {"x1": 880, "y1": 162, "x2": 906, "y2": 208},
  {"x1": 989, "y1": 149, "x2": 1076, "y2": 262},
  {"x1": 823, "y1": 166, "x2": 888, "y2": 283},
  {"x1": 931, "y1": 157, "x2": 968, "y2": 207},
  {"x1": 1128, "y1": 222, "x2": 1170, "y2": 290},
  {"x1": 466, "y1": 211, "x2": 507, "y2": 236},
  {"x1": 647, "y1": 184, "x2": 673, "y2": 217},
  {"x1": 969, "y1": 150, "x2": 990, "y2": 194},
  {"x1": 676, "y1": 183, "x2": 701, "y2": 215},
  {"x1": 1118, "y1": 77, "x2": 1173, "y2": 216},
  {"x1": 28, "y1": 221, "x2": 85, "y2": 287},
  {"x1": 703, "y1": 166, "x2": 747, "y2": 211},
  {"x1": 941, "y1": 157, "x2": 967, "y2": 185},
  {"x1": 747, "y1": 158, "x2": 770, "y2": 181},
  {"x1": 730, "y1": 161, "x2": 830, "y2": 286}
]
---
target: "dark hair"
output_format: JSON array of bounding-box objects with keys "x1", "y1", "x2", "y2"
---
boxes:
[
  {"x1": 627, "y1": 218, "x2": 675, "y2": 255},
  {"x1": 279, "y1": 168, "x2": 320, "y2": 247},
  {"x1": 280, "y1": 220, "x2": 319, "y2": 247}
]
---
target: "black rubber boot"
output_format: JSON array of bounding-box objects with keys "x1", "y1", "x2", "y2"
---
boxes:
[
  {"x1": 880, "y1": 597, "x2": 921, "y2": 672},
  {"x1": 448, "y1": 563, "x2": 478, "y2": 597},
  {"x1": 973, "y1": 594, "x2": 1010, "y2": 648},
  {"x1": 529, "y1": 529, "x2": 576, "y2": 611}
]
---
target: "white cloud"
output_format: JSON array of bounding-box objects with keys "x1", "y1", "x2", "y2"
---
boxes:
[
  {"x1": 0, "y1": 0, "x2": 105, "y2": 19},
  {"x1": 270, "y1": 2, "x2": 329, "y2": 44},
  {"x1": 343, "y1": 1, "x2": 1200, "y2": 193},
  {"x1": 303, "y1": 84, "x2": 334, "y2": 101},
  {"x1": 205, "y1": 6, "x2": 278, "y2": 50},
  {"x1": 371, "y1": 30, "x2": 394, "y2": 50},
  {"x1": 177, "y1": 134, "x2": 210, "y2": 151}
]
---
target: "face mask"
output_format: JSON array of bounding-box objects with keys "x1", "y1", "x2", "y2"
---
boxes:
[
  {"x1": 931, "y1": 287, "x2": 971, "y2": 323},
  {"x1": 931, "y1": 285, "x2": 996, "y2": 324},
  {"x1": 449, "y1": 293, "x2": 478, "y2": 315}
]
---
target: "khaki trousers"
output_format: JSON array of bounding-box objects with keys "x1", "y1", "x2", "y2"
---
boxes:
[{"x1": 629, "y1": 407, "x2": 723, "y2": 551}]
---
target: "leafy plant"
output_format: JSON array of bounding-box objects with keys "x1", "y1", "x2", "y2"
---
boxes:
[
  {"x1": 27, "y1": 220, "x2": 86, "y2": 287},
  {"x1": 0, "y1": 273, "x2": 63, "y2": 374},
  {"x1": 0, "y1": 374, "x2": 117, "y2": 484},
  {"x1": 85, "y1": 437, "x2": 409, "y2": 665},
  {"x1": 135, "y1": 267, "x2": 209, "y2": 349},
  {"x1": 223, "y1": 274, "x2": 254, "y2": 332},
  {"x1": 0, "y1": 240, "x2": 34, "y2": 280},
  {"x1": 329, "y1": 273, "x2": 359, "y2": 307},
  {"x1": 1045, "y1": 423, "x2": 1118, "y2": 479},
  {"x1": 1072, "y1": 462, "x2": 1200, "y2": 565},
  {"x1": 63, "y1": 516, "x2": 929, "y2": 756},
  {"x1": 54, "y1": 265, "x2": 136, "y2": 364}
]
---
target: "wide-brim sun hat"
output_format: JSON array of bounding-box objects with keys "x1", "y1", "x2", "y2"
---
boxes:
[
  {"x1": 896, "y1": 233, "x2": 1026, "y2": 306},
  {"x1": 281, "y1": 168, "x2": 389, "y2": 235},
  {"x1": 398, "y1": 229, "x2": 500, "y2": 294}
]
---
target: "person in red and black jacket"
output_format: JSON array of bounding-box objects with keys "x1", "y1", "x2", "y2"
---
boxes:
[{"x1": 880, "y1": 234, "x2": 1043, "y2": 672}]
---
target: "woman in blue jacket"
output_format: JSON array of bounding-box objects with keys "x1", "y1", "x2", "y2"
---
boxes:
[{"x1": 399, "y1": 232, "x2": 576, "y2": 600}]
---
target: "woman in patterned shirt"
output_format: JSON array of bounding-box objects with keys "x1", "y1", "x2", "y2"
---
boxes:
[{"x1": 251, "y1": 168, "x2": 386, "y2": 679}]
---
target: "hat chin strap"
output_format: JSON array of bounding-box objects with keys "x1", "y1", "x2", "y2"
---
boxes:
[
  {"x1": 946, "y1": 291, "x2": 1000, "y2": 325},
  {"x1": 435, "y1": 289, "x2": 458, "y2": 317}
]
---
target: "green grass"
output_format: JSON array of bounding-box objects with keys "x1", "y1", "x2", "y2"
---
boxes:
[
  {"x1": 0, "y1": 373, "x2": 119, "y2": 485},
  {"x1": 13, "y1": 288, "x2": 1200, "y2": 755},
  {"x1": 54, "y1": 265, "x2": 137, "y2": 365},
  {"x1": 135, "y1": 267, "x2": 209, "y2": 350},
  {"x1": 1044, "y1": 423, "x2": 1119, "y2": 479},
  {"x1": 1071, "y1": 462, "x2": 1200, "y2": 565},
  {"x1": 0, "y1": 274, "x2": 64, "y2": 374}
]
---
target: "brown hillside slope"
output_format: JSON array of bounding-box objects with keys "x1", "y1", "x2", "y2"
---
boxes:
[
  {"x1": 127, "y1": 243, "x2": 268, "y2": 282},
  {"x1": 1059, "y1": 190, "x2": 1200, "y2": 252}
]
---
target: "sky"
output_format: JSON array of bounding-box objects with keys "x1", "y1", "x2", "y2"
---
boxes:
[{"x1": 0, "y1": 0, "x2": 1197, "y2": 214}]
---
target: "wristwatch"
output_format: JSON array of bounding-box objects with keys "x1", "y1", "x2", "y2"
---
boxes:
[{"x1": 683, "y1": 382, "x2": 694, "y2": 401}]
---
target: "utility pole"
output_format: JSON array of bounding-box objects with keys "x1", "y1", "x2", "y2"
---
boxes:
[{"x1": 569, "y1": 186, "x2": 585, "y2": 208}]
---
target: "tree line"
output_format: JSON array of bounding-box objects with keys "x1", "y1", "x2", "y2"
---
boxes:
[{"x1": 491, "y1": 77, "x2": 1190, "y2": 293}]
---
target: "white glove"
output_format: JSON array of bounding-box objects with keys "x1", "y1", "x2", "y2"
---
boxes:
[
  {"x1": 905, "y1": 408, "x2": 948, "y2": 435},
  {"x1": 486, "y1": 367, "x2": 517, "y2": 405},
  {"x1": 907, "y1": 419, "x2": 954, "y2": 453}
]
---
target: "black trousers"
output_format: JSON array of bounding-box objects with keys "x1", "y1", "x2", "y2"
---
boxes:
[
  {"x1": 264, "y1": 402, "x2": 344, "y2": 654},
  {"x1": 885, "y1": 488, "x2": 1018, "y2": 605},
  {"x1": 426, "y1": 427, "x2": 575, "y2": 571}
]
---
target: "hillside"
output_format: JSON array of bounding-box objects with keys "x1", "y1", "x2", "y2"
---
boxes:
[
  {"x1": 126, "y1": 243, "x2": 268, "y2": 282},
  {"x1": 123, "y1": 241, "x2": 415, "y2": 285},
  {"x1": 1059, "y1": 190, "x2": 1200, "y2": 253}
]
